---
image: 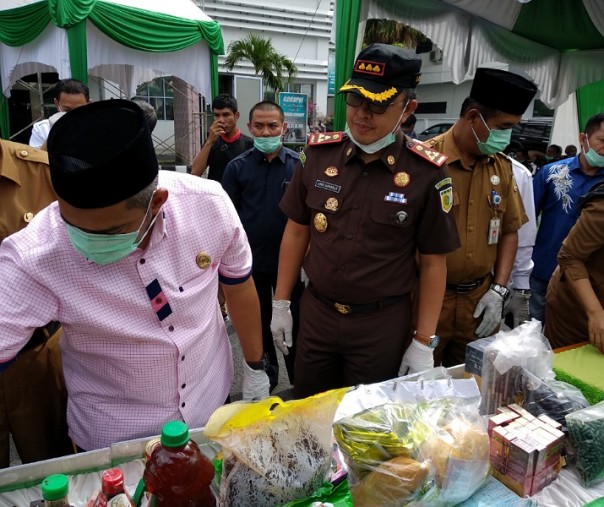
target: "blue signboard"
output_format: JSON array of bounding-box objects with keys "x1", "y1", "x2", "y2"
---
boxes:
[
  {"x1": 279, "y1": 92, "x2": 308, "y2": 144},
  {"x1": 328, "y1": 53, "x2": 336, "y2": 95}
]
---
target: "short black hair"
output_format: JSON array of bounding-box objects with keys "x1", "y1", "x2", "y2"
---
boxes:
[
  {"x1": 54, "y1": 79, "x2": 90, "y2": 101},
  {"x1": 132, "y1": 99, "x2": 158, "y2": 133},
  {"x1": 585, "y1": 113, "x2": 604, "y2": 137},
  {"x1": 460, "y1": 97, "x2": 501, "y2": 120},
  {"x1": 547, "y1": 144, "x2": 562, "y2": 155},
  {"x1": 249, "y1": 101, "x2": 284, "y2": 123},
  {"x1": 213, "y1": 94, "x2": 238, "y2": 113}
]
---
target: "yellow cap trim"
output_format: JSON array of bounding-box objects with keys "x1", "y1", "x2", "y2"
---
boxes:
[{"x1": 339, "y1": 82, "x2": 398, "y2": 103}]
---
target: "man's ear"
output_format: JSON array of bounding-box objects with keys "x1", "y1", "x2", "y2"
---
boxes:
[{"x1": 234, "y1": 111, "x2": 240, "y2": 121}]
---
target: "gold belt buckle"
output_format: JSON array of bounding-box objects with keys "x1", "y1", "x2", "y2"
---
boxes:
[{"x1": 334, "y1": 302, "x2": 351, "y2": 315}]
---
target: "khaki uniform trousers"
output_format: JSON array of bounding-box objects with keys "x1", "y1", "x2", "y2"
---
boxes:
[
  {"x1": 435, "y1": 275, "x2": 498, "y2": 367},
  {"x1": 0, "y1": 330, "x2": 73, "y2": 467}
]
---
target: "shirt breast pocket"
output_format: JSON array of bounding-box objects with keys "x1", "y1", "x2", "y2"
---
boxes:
[
  {"x1": 367, "y1": 202, "x2": 415, "y2": 254},
  {"x1": 306, "y1": 192, "x2": 340, "y2": 237}
]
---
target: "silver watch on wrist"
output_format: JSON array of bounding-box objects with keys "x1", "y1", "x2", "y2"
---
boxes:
[
  {"x1": 490, "y1": 283, "x2": 511, "y2": 302},
  {"x1": 414, "y1": 331, "x2": 440, "y2": 349}
]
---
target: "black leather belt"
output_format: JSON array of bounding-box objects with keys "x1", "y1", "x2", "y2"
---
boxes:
[
  {"x1": 309, "y1": 286, "x2": 405, "y2": 315},
  {"x1": 446, "y1": 275, "x2": 487, "y2": 294},
  {"x1": 21, "y1": 321, "x2": 61, "y2": 352}
]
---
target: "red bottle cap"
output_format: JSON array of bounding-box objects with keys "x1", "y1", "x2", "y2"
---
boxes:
[{"x1": 101, "y1": 468, "x2": 125, "y2": 496}]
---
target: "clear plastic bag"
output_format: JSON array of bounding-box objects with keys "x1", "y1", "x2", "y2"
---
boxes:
[
  {"x1": 203, "y1": 388, "x2": 346, "y2": 507},
  {"x1": 514, "y1": 369, "x2": 589, "y2": 431},
  {"x1": 566, "y1": 400, "x2": 604, "y2": 487},
  {"x1": 480, "y1": 319, "x2": 554, "y2": 414},
  {"x1": 333, "y1": 398, "x2": 489, "y2": 507}
]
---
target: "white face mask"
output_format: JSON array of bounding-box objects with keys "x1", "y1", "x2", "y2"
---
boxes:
[{"x1": 346, "y1": 101, "x2": 409, "y2": 154}]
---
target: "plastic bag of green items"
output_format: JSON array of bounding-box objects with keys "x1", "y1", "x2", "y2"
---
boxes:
[
  {"x1": 333, "y1": 403, "x2": 433, "y2": 507},
  {"x1": 566, "y1": 400, "x2": 604, "y2": 486}
]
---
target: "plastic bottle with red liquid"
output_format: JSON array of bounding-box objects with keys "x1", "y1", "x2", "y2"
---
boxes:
[
  {"x1": 144, "y1": 420, "x2": 216, "y2": 507},
  {"x1": 93, "y1": 468, "x2": 136, "y2": 506}
]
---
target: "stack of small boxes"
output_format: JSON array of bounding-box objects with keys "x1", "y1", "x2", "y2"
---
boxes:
[{"x1": 489, "y1": 404, "x2": 565, "y2": 497}]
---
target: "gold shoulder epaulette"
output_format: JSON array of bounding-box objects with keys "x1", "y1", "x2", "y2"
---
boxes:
[
  {"x1": 407, "y1": 140, "x2": 448, "y2": 167},
  {"x1": 308, "y1": 132, "x2": 345, "y2": 146}
]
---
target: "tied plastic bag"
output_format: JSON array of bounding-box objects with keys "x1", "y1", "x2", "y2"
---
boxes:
[
  {"x1": 513, "y1": 369, "x2": 588, "y2": 431},
  {"x1": 566, "y1": 400, "x2": 604, "y2": 487},
  {"x1": 334, "y1": 403, "x2": 431, "y2": 507},
  {"x1": 204, "y1": 388, "x2": 347, "y2": 507},
  {"x1": 333, "y1": 397, "x2": 490, "y2": 507},
  {"x1": 418, "y1": 399, "x2": 491, "y2": 506},
  {"x1": 480, "y1": 319, "x2": 554, "y2": 414}
]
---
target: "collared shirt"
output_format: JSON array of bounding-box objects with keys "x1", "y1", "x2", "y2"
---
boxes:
[
  {"x1": 509, "y1": 158, "x2": 537, "y2": 290},
  {"x1": 280, "y1": 132, "x2": 460, "y2": 303},
  {"x1": 207, "y1": 132, "x2": 253, "y2": 182},
  {"x1": 546, "y1": 197, "x2": 604, "y2": 347},
  {"x1": 0, "y1": 140, "x2": 55, "y2": 241},
  {"x1": 222, "y1": 146, "x2": 299, "y2": 273},
  {"x1": 427, "y1": 130, "x2": 527, "y2": 284},
  {"x1": 0, "y1": 170, "x2": 252, "y2": 450},
  {"x1": 532, "y1": 155, "x2": 604, "y2": 282},
  {"x1": 29, "y1": 120, "x2": 51, "y2": 149}
]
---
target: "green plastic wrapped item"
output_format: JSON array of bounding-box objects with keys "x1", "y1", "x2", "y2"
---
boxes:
[
  {"x1": 281, "y1": 481, "x2": 352, "y2": 507},
  {"x1": 333, "y1": 402, "x2": 419, "y2": 472},
  {"x1": 584, "y1": 498, "x2": 604, "y2": 507}
]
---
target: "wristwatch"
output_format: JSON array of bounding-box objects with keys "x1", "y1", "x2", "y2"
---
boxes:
[
  {"x1": 414, "y1": 331, "x2": 440, "y2": 349},
  {"x1": 490, "y1": 283, "x2": 511, "y2": 302},
  {"x1": 246, "y1": 353, "x2": 268, "y2": 371}
]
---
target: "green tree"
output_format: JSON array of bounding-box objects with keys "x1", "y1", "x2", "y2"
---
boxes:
[
  {"x1": 363, "y1": 19, "x2": 429, "y2": 49},
  {"x1": 224, "y1": 34, "x2": 297, "y2": 95}
]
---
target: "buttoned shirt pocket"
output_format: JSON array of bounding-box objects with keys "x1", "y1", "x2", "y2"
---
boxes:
[
  {"x1": 366, "y1": 202, "x2": 415, "y2": 254},
  {"x1": 306, "y1": 191, "x2": 340, "y2": 238},
  {"x1": 178, "y1": 268, "x2": 214, "y2": 294}
]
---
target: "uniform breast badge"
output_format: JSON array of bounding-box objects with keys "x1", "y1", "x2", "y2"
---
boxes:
[
  {"x1": 324, "y1": 166, "x2": 339, "y2": 177},
  {"x1": 314, "y1": 213, "x2": 328, "y2": 232},
  {"x1": 196, "y1": 252, "x2": 212, "y2": 270},
  {"x1": 394, "y1": 171, "x2": 411, "y2": 187},
  {"x1": 325, "y1": 197, "x2": 339, "y2": 212}
]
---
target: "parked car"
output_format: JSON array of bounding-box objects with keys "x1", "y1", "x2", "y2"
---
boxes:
[
  {"x1": 416, "y1": 122, "x2": 453, "y2": 141},
  {"x1": 510, "y1": 118, "x2": 552, "y2": 153}
]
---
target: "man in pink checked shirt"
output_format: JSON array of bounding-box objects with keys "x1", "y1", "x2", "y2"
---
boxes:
[{"x1": 0, "y1": 99, "x2": 270, "y2": 451}]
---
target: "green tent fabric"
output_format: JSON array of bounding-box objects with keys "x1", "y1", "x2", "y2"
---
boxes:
[
  {"x1": 334, "y1": 0, "x2": 604, "y2": 132},
  {"x1": 0, "y1": 0, "x2": 224, "y2": 139}
]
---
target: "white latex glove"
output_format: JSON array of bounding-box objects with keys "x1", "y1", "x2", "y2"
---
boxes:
[
  {"x1": 300, "y1": 268, "x2": 309, "y2": 287},
  {"x1": 474, "y1": 288, "x2": 504, "y2": 337},
  {"x1": 242, "y1": 361, "x2": 270, "y2": 401},
  {"x1": 398, "y1": 339, "x2": 434, "y2": 377},
  {"x1": 271, "y1": 300, "x2": 293, "y2": 355},
  {"x1": 503, "y1": 289, "x2": 531, "y2": 329}
]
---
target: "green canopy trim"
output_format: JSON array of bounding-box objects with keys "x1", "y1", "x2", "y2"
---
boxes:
[
  {"x1": 514, "y1": 0, "x2": 604, "y2": 52},
  {"x1": 576, "y1": 79, "x2": 604, "y2": 131},
  {"x1": 0, "y1": 1, "x2": 50, "y2": 47},
  {"x1": 89, "y1": 1, "x2": 224, "y2": 55},
  {"x1": 67, "y1": 21, "x2": 88, "y2": 84},
  {"x1": 334, "y1": 0, "x2": 362, "y2": 131},
  {"x1": 49, "y1": 0, "x2": 97, "y2": 28}
]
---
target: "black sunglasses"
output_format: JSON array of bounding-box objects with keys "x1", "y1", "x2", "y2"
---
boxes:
[{"x1": 344, "y1": 92, "x2": 406, "y2": 115}]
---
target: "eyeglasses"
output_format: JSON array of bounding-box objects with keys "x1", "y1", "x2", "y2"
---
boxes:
[{"x1": 344, "y1": 93, "x2": 406, "y2": 115}]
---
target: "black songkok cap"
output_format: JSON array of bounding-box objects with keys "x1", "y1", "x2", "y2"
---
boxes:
[
  {"x1": 47, "y1": 99, "x2": 159, "y2": 209},
  {"x1": 339, "y1": 43, "x2": 422, "y2": 104},
  {"x1": 470, "y1": 67, "x2": 538, "y2": 116}
]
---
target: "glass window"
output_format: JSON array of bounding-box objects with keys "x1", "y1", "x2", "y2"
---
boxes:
[{"x1": 135, "y1": 77, "x2": 174, "y2": 120}]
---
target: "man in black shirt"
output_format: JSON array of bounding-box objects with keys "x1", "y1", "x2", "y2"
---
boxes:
[{"x1": 191, "y1": 94, "x2": 253, "y2": 181}]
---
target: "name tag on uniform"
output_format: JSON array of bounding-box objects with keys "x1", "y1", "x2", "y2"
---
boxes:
[{"x1": 488, "y1": 218, "x2": 501, "y2": 245}]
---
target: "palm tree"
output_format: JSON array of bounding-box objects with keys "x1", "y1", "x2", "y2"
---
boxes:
[{"x1": 224, "y1": 34, "x2": 297, "y2": 95}]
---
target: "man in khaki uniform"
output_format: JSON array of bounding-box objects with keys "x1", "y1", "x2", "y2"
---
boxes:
[
  {"x1": 0, "y1": 140, "x2": 72, "y2": 466},
  {"x1": 426, "y1": 68, "x2": 536, "y2": 366}
]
